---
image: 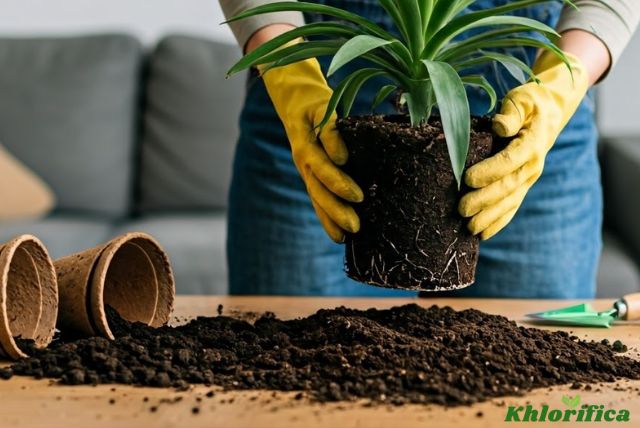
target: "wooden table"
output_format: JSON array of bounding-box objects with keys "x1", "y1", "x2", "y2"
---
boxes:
[{"x1": 1, "y1": 296, "x2": 639, "y2": 428}]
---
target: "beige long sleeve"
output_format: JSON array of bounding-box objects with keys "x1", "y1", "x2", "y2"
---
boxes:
[
  {"x1": 557, "y1": 0, "x2": 640, "y2": 67},
  {"x1": 0, "y1": 143, "x2": 55, "y2": 221},
  {"x1": 219, "y1": 0, "x2": 305, "y2": 50}
]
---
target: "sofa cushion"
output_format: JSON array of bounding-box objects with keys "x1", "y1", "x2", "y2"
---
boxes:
[
  {"x1": 597, "y1": 232, "x2": 640, "y2": 298},
  {"x1": 0, "y1": 34, "x2": 142, "y2": 218},
  {"x1": 138, "y1": 35, "x2": 245, "y2": 212},
  {"x1": 111, "y1": 213, "x2": 228, "y2": 295},
  {"x1": 601, "y1": 137, "x2": 640, "y2": 262},
  {"x1": 0, "y1": 215, "x2": 112, "y2": 259}
]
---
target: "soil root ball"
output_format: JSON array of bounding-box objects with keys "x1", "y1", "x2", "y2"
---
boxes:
[{"x1": 337, "y1": 116, "x2": 500, "y2": 291}]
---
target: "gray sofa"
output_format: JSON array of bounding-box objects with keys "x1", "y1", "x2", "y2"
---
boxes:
[
  {"x1": 599, "y1": 137, "x2": 640, "y2": 296},
  {"x1": 0, "y1": 33, "x2": 637, "y2": 297},
  {"x1": 0, "y1": 34, "x2": 245, "y2": 295}
]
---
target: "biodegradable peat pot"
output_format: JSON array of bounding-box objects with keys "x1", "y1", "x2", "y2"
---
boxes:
[
  {"x1": 337, "y1": 115, "x2": 497, "y2": 291},
  {"x1": 54, "y1": 232, "x2": 175, "y2": 339},
  {"x1": 0, "y1": 235, "x2": 58, "y2": 359}
]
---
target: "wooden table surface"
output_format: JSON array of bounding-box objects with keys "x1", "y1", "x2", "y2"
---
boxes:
[{"x1": 1, "y1": 296, "x2": 640, "y2": 428}]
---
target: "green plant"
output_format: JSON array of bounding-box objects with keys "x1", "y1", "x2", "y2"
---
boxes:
[{"x1": 226, "y1": 0, "x2": 574, "y2": 186}]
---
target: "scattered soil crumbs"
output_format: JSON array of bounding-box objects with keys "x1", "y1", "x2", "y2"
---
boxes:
[{"x1": 3, "y1": 304, "x2": 640, "y2": 406}]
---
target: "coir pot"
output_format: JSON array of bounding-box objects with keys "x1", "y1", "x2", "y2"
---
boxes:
[
  {"x1": 0, "y1": 235, "x2": 58, "y2": 359},
  {"x1": 54, "y1": 232, "x2": 175, "y2": 339}
]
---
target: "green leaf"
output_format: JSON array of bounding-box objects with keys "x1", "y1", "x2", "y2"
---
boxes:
[
  {"x1": 261, "y1": 49, "x2": 340, "y2": 73},
  {"x1": 382, "y1": 44, "x2": 415, "y2": 75},
  {"x1": 225, "y1": 1, "x2": 396, "y2": 40},
  {"x1": 425, "y1": 15, "x2": 560, "y2": 59},
  {"x1": 341, "y1": 69, "x2": 387, "y2": 116},
  {"x1": 372, "y1": 85, "x2": 398, "y2": 110},
  {"x1": 440, "y1": 36, "x2": 568, "y2": 70},
  {"x1": 378, "y1": 0, "x2": 410, "y2": 43},
  {"x1": 328, "y1": 35, "x2": 393, "y2": 76},
  {"x1": 423, "y1": 60, "x2": 470, "y2": 188},
  {"x1": 484, "y1": 52, "x2": 528, "y2": 84},
  {"x1": 423, "y1": 0, "x2": 475, "y2": 40},
  {"x1": 437, "y1": 26, "x2": 542, "y2": 61},
  {"x1": 318, "y1": 68, "x2": 386, "y2": 129},
  {"x1": 458, "y1": 0, "x2": 570, "y2": 22},
  {"x1": 227, "y1": 22, "x2": 361, "y2": 76},
  {"x1": 461, "y1": 75, "x2": 497, "y2": 112},
  {"x1": 455, "y1": 51, "x2": 538, "y2": 84},
  {"x1": 361, "y1": 52, "x2": 411, "y2": 84},
  {"x1": 426, "y1": 1, "x2": 459, "y2": 38},
  {"x1": 418, "y1": 0, "x2": 435, "y2": 37},
  {"x1": 394, "y1": 0, "x2": 424, "y2": 57},
  {"x1": 448, "y1": 0, "x2": 478, "y2": 20},
  {"x1": 349, "y1": 2, "x2": 414, "y2": 69},
  {"x1": 225, "y1": 0, "x2": 419, "y2": 73},
  {"x1": 402, "y1": 79, "x2": 434, "y2": 126},
  {"x1": 255, "y1": 41, "x2": 343, "y2": 72}
]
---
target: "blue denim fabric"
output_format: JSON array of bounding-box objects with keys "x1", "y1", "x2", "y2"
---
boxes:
[{"x1": 227, "y1": 0, "x2": 602, "y2": 298}]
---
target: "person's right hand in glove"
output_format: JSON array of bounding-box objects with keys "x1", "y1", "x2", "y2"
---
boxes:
[{"x1": 256, "y1": 38, "x2": 363, "y2": 243}]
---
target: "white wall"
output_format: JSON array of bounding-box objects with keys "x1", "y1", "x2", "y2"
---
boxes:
[
  {"x1": 599, "y1": 30, "x2": 640, "y2": 138},
  {"x1": 0, "y1": 0, "x2": 234, "y2": 44},
  {"x1": 0, "y1": 0, "x2": 638, "y2": 137}
]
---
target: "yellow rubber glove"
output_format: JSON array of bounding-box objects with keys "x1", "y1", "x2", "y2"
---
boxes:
[
  {"x1": 259, "y1": 56, "x2": 364, "y2": 243},
  {"x1": 458, "y1": 51, "x2": 589, "y2": 240}
]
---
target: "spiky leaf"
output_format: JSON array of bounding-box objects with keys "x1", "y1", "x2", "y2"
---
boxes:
[
  {"x1": 328, "y1": 35, "x2": 393, "y2": 76},
  {"x1": 462, "y1": 75, "x2": 498, "y2": 112},
  {"x1": 403, "y1": 81, "x2": 434, "y2": 126},
  {"x1": 228, "y1": 23, "x2": 362, "y2": 76},
  {"x1": 423, "y1": 60, "x2": 470, "y2": 188},
  {"x1": 372, "y1": 84, "x2": 398, "y2": 110},
  {"x1": 318, "y1": 68, "x2": 386, "y2": 129},
  {"x1": 341, "y1": 69, "x2": 387, "y2": 117},
  {"x1": 455, "y1": 51, "x2": 540, "y2": 84}
]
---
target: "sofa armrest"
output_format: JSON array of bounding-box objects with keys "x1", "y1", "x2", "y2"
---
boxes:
[{"x1": 601, "y1": 137, "x2": 640, "y2": 263}]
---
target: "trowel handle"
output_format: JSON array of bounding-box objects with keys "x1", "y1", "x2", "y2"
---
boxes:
[{"x1": 616, "y1": 293, "x2": 640, "y2": 320}]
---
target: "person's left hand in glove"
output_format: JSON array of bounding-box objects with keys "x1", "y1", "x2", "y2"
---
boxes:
[{"x1": 458, "y1": 30, "x2": 610, "y2": 240}]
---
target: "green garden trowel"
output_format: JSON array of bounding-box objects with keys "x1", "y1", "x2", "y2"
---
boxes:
[{"x1": 526, "y1": 293, "x2": 640, "y2": 328}]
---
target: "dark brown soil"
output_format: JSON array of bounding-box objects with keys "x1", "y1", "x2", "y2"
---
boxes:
[
  {"x1": 337, "y1": 115, "x2": 499, "y2": 291},
  {"x1": 3, "y1": 304, "x2": 640, "y2": 406}
]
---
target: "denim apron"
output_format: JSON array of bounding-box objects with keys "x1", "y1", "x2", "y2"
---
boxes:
[{"x1": 227, "y1": 0, "x2": 601, "y2": 298}]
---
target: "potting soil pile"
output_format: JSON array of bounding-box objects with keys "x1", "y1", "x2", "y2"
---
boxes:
[{"x1": 3, "y1": 304, "x2": 640, "y2": 406}]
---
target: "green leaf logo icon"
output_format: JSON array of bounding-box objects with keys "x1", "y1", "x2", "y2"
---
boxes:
[{"x1": 562, "y1": 394, "x2": 581, "y2": 408}]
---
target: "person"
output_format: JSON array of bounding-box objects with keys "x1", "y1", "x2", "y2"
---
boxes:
[{"x1": 220, "y1": 0, "x2": 639, "y2": 298}]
